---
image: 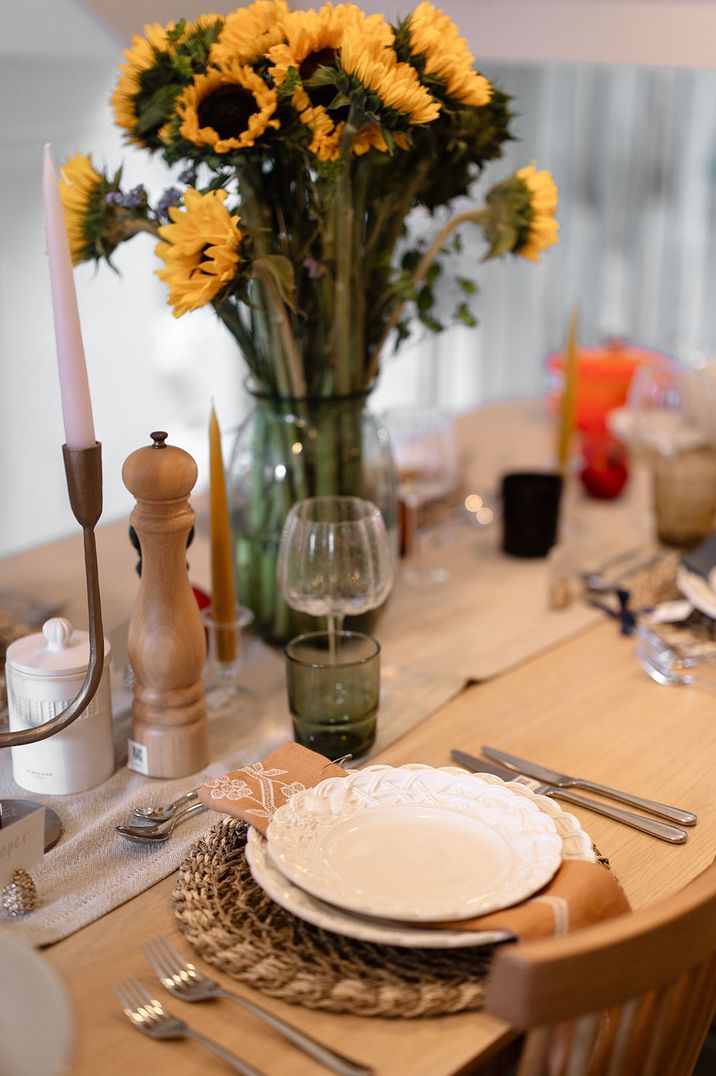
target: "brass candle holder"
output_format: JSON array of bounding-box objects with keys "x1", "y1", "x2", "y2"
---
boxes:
[{"x1": 0, "y1": 443, "x2": 104, "y2": 749}]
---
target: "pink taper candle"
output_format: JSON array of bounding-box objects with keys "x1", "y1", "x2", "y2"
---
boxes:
[{"x1": 43, "y1": 143, "x2": 96, "y2": 449}]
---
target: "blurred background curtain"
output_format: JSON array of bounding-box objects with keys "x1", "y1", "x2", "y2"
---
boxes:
[{"x1": 372, "y1": 60, "x2": 716, "y2": 412}]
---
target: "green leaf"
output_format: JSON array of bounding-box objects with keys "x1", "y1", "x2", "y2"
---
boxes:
[
  {"x1": 305, "y1": 66, "x2": 340, "y2": 88},
  {"x1": 453, "y1": 301, "x2": 477, "y2": 327},
  {"x1": 136, "y1": 84, "x2": 181, "y2": 135},
  {"x1": 252, "y1": 254, "x2": 296, "y2": 310},
  {"x1": 456, "y1": 275, "x2": 477, "y2": 295}
]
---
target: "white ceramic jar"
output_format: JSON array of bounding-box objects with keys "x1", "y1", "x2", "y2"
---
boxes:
[{"x1": 6, "y1": 617, "x2": 114, "y2": 795}]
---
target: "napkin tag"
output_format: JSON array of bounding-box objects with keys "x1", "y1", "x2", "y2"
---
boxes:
[
  {"x1": 0, "y1": 804, "x2": 45, "y2": 887},
  {"x1": 199, "y1": 742, "x2": 348, "y2": 835}
]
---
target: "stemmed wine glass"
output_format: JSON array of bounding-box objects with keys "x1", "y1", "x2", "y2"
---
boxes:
[{"x1": 277, "y1": 496, "x2": 394, "y2": 663}]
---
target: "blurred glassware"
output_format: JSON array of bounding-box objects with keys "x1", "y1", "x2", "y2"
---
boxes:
[
  {"x1": 201, "y1": 604, "x2": 255, "y2": 711},
  {"x1": 679, "y1": 358, "x2": 716, "y2": 449},
  {"x1": 277, "y1": 496, "x2": 394, "y2": 664},
  {"x1": 653, "y1": 447, "x2": 716, "y2": 548},
  {"x1": 384, "y1": 409, "x2": 459, "y2": 584},
  {"x1": 635, "y1": 626, "x2": 716, "y2": 688},
  {"x1": 616, "y1": 356, "x2": 704, "y2": 456}
]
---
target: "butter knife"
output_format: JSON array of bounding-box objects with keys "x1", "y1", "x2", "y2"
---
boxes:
[
  {"x1": 451, "y1": 750, "x2": 688, "y2": 844},
  {"x1": 482, "y1": 746, "x2": 697, "y2": 826}
]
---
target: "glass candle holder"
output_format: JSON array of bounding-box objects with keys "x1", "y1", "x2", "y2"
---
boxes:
[
  {"x1": 201, "y1": 604, "x2": 254, "y2": 710},
  {"x1": 284, "y1": 630, "x2": 380, "y2": 758},
  {"x1": 653, "y1": 448, "x2": 716, "y2": 548}
]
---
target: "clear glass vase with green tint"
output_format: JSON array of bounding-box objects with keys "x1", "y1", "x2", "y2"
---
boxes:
[{"x1": 227, "y1": 390, "x2": 397, "y2": 644}]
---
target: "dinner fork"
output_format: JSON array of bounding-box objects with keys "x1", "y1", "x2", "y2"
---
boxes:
[
  {"x1": 143, "y1": 935, "x2": 373, "y2": 1076},
  {"x1": 114, "y1": 976, "x2": 264, "y2": 1075}
]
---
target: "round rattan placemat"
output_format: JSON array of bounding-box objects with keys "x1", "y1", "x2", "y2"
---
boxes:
[{"x1": 173, "y1": 818, "x2": 495, "y2": 1018}]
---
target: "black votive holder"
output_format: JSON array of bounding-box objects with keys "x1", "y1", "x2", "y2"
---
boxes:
[{"x1": 501, "y1": 472, "x2": 563, "y2": 558}]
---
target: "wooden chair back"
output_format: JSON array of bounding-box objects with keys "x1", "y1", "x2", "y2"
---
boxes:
[{"x1": 484, "y1": 860, "x2": 716, "y2": 1076}]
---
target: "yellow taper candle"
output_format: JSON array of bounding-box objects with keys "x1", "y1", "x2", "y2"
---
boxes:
[
  {"x1": 209, "y1": 405, "x2": 237, "y2": 663},
  {"x1": 557, "y1": 306, "x2": 579, "y2": 472}
]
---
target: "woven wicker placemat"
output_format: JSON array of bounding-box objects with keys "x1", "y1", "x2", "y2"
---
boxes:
[{"x1": 173, "y1": 818, "x2": 495, "y2": 1019}]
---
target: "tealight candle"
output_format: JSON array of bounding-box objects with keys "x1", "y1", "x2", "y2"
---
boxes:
[{"x1": 43, "y1": 143, "x2": 96, "y2": 450}]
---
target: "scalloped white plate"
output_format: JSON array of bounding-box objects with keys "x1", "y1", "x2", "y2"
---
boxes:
[
  {"x1": 265, "y1": 764, "x2": 567, "y2": 922},
  {"x1": 248, "y1": 767, "x2": 594, "y2": 946}
]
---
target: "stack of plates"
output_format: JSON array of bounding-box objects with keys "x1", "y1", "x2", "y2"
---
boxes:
[{"x1": 245, "y1": 764, "x2": 595, "y2": 949}]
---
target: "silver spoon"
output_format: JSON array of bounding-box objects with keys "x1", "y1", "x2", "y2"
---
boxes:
[
  {"x1": 116, "y1": 801, "x2": 207, "y2": 843},
  {"x1": 130, "y1": 787, "x2": 199, "y2": 825}
]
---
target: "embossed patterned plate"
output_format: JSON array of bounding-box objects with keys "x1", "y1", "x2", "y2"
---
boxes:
[{"x1": 266, "y1": 765, "x2": 565, "y2": 922}]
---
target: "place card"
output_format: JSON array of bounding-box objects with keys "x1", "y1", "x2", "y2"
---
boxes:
[{"x1": 0, "y1": 803, "x2": 45, "y2": 887}]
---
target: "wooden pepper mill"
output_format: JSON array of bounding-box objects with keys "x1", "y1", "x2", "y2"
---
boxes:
[{"x1": 122, "y1": 431, "x2": 209, "y2": 777}]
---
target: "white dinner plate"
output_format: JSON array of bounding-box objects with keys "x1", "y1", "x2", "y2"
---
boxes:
[
  {"x1": 248, "y1": 768, "x2": 594, "y2": 947},
  {"x1": 0, "y1": 927, "x2": 74, "y2": 1076},
  {"x1": 265, "y1": 765, "x2": 566, "y2": 922}
]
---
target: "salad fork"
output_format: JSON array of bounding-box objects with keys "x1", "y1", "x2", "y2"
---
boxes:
[
  {"x1": 143, "y1": 935, "x2": 373, "y2": 1076},
  {"x1": 114, "y1": 976, "x2": 264, "y2": 1074}
]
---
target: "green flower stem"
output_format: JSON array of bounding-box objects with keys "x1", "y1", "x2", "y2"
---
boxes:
[
  {"x1": 214, "y1": 300, "x2": 264, "y2": 386},
  {"x1": 252, "y1": 262, "x2": 306, "y2": 399},
  {"x1": 368, "y1": 207, "x2": 489, "y2": 382},
  {"x1": 122, "y1": 219, "x2": 160, "y2": 239},
  {"x1": 333, "y1": 154, "x2": 355, "y2": 395},
  {"x1": 351, "y1": 159, "x2": 369, "y2": 389}
]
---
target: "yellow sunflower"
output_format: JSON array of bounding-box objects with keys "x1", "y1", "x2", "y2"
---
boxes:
[
  {"x1": 267, "y1": 3, "x2": 370, "y2": 85},
  {"x1": 175, "y1": 64, "x2": 279, "y2": 153},
  {"x1": 111, "y1": 23, "x2": 175, "y2": 144},
  {"x1": 60, "y1": 152, "x2": 105, "y2": 265},
  {"x1": 210, "y1": 0, "x2": 289, "y2": 67},
  {"x1": 406, "y1": 2, "x2": 491, "y2": 108},
  {"x1": 341, "y1": 29, "x2": 439, "y2": 126},
  {"x1": 155, "y1": 189, "x2": 242, "y2": 317},
  {"x1": 515, "y1": 163, "x2": 559, "y2": 262}
]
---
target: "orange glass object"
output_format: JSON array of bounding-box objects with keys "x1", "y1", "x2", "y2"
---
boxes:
[{"x1": 547, "y1": 339, "x2": 669, "y2": 432}]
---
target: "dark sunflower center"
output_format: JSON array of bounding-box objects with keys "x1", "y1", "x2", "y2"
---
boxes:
[
  {"x1": 198, "y1": 86, "x2": 256, "y2": 139},
  {"x1": 299, "y1": 47, "x2": 337, "y2": 81},
  {"x1": 299, "y1": 48, "x2": 348, "y2": 116}
]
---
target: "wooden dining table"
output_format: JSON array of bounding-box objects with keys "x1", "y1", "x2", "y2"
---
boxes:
[{"x1": 2, "y1": 399, "x2": 714, "y2": 1076}]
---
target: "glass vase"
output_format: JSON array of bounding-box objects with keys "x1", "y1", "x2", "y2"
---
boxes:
[{"x1": 227, "y1": 390, "x2": 397, "y2": 643}]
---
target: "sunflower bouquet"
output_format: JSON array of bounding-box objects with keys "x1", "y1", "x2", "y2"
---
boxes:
[{"x1": 61, "y1": 1, "x2": 559, "y2": 639}]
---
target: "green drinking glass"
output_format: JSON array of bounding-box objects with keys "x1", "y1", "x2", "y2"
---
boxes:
[{"x1": 284, "y1": 631, "x2": 380, "y2": 759}]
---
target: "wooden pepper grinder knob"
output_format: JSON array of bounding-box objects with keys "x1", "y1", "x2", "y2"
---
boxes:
[{"x1": 122, "y1": 431, "x2": 209, "y2": 778}]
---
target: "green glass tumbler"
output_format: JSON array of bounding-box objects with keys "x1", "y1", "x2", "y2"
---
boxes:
[{"x1": 284, "y1": 630, "x2": 380, "y2": 758}]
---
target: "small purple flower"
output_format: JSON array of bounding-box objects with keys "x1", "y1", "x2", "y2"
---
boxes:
[
  {"x1": 178, "y1": 164, "x2": 198, "y2": 185},
  {"x1": 105, "y1": 185, "x2": 146, "y2": 211},
  {"x1": 303, "y1": 256, "x2": 324, "y2": 280},
  {"x1": 156, "y1": 187, "x2": 183, "y2": 220}
]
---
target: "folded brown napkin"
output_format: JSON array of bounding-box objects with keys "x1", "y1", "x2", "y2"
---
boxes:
[{"x1": 199, "y1": 744, "x2": 630, "y2": 940}]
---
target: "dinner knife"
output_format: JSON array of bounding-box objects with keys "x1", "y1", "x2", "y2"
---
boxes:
[
  {"x1": 482, "y1": 746, "x2": 697, "y2": 827},
  {"x1": 450, "y1": 750, "x2": 688, "y2": 844}
]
